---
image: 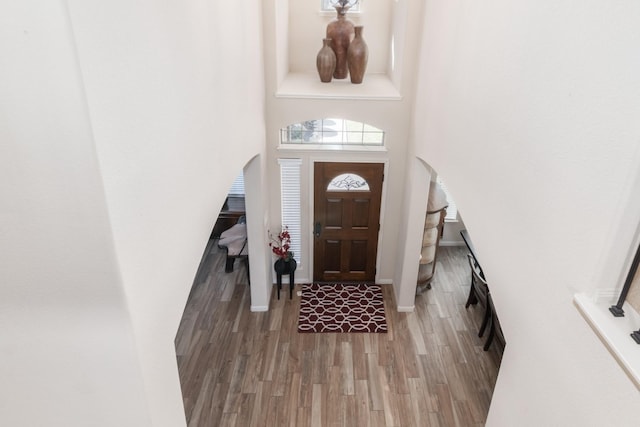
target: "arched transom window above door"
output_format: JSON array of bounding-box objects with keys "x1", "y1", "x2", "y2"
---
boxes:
[
  {"x1": 280, "y1": 118, "x2": 384, "y2": 146},
  {"x1": 327, "y1": 173, "x2": 370, "y2": 191}
]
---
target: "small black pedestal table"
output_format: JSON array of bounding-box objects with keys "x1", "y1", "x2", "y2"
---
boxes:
[{"x1": 274, "y1": 258, "x2": 297, "y2": 300}]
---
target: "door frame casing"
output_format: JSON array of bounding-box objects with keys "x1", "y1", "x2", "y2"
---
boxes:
[{"x1": 308, "y1": 158, "x2": 389, "y2": 284}]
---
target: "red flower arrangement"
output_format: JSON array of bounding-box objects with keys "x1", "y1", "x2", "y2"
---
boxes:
[{"x1": 269, "y1": 227, "x2": 293, "y2": 261}]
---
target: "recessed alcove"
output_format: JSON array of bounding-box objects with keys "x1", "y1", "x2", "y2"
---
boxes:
[{"x1": 273, "y1": 0, "x2": 408, "y2": 100}]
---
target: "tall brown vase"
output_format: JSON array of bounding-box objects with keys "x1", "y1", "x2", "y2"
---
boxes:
[
  {"x1": 316, "y1": 38, "x2": 336, "y2": 83},
  {"x1": 347, "y1": 26, "x2": 368, "y2": 84},
  {"x1": 326, "y1": 5, "x2": 355, "y2": 79}
]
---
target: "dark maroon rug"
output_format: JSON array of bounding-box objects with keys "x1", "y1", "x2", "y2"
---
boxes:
[{"x1": 298, "y1": 283, "x2": 388, "y2": 333}]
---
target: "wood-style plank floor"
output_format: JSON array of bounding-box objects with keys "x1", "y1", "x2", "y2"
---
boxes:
[{"x1": 175, "y1": 242, "x2": 503, "y2": 426}]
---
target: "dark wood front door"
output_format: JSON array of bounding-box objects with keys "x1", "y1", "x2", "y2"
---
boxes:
[{"x1": 313, "y1": 162, "x2": 384, "y2": 282}]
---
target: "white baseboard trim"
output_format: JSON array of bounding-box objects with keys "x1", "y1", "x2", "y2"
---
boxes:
[
  {"x1": 377, "y1": 279, "x2": 393, "y2": 285},
  {"x1": 250, "y1": 305, "x2": 269, "y2": 312},
  {"x1": 396, "y1": 305, "x2": 415, "y2": 312}
]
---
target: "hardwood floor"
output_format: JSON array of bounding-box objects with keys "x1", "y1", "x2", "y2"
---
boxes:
[{"x1": 175, "y1": 243, "x2": 503, "y2": 426}]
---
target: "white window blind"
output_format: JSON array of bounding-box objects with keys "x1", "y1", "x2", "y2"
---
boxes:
[
  {"x1": 229, "y1": 173, "x2": 245, "y2": 195},
  {"x1": 436, "y1": 177, "x2": 458, "y2": 222},
  {"x1": 279, "y1": 159, "x2": 302, "y2": 262}
]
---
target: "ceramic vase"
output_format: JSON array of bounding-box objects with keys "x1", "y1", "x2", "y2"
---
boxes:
[
  {"x1": 316, "y1": 38, "x2": 336, "y2": 83},
  {"x1": 326, "y1": 5, "x2": 355, "y2": 79},
  {"x1": 347, "y1": 26, "x2": 368, "y2": 84}
]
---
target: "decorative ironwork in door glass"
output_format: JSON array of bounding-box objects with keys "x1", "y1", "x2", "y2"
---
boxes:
[{"x1": 327, "y1": 173, "x2": 370, "y2": 191}]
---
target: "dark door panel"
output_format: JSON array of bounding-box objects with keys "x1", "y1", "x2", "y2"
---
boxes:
[{"x1": 313, "y1": 162, "x2": 383, "y2": 282}]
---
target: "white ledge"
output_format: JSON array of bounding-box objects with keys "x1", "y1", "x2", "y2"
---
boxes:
[
  {"x1": 574, "y1": 292, "x2": 640, "y2": 390},
  {"x1": 276, "y1": 72, "x2": 402, "y2": 100}
]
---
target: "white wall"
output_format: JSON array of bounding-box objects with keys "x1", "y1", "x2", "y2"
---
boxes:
[
  {"x1": 2, "y1": 1, "x2": 266, "y2": 426},
  {"x1": 263, "y1": 0, "x2": 426, "y2": 286},
  {"x1": 264, "y1": 104, "x2": 419, "y2": 285},
  {"x1": 245, "y1": 154, "x2": 272, "y2": 312},
  {"x1": 393, "y1": 158, "x2": 432, "y2": 310},
  {"x1": 66, "y1": 1, "x2": 267, "y2": 425},
  {"x1": 0, "y1": 2, "x2": 149, "y2": 425},
  {"x1": 411, "y1": 0, "x2": 640, "y2": 425},
  {"x1": 9, "y1": 0, "x2": 640, "y2": 425}
]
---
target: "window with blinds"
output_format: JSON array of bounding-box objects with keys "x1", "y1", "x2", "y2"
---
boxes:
[
  {"x1": 228, "y1": 173, "x2": 245, "y2": 195},
  {"x1": 279, "y1": 159, "x2": 302, "y2": 263},
  {"x1": 436, "y1": 177, "x2": 458, "y2": 222}
]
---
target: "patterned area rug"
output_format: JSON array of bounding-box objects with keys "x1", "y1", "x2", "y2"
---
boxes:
[{"x1": 298, "y1": 283, "x2": 388, "y2": 333}]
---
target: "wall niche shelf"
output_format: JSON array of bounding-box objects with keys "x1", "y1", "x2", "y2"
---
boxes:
[{"x1": 275, "y1": 72, "x2": 402, "y2": 100}]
